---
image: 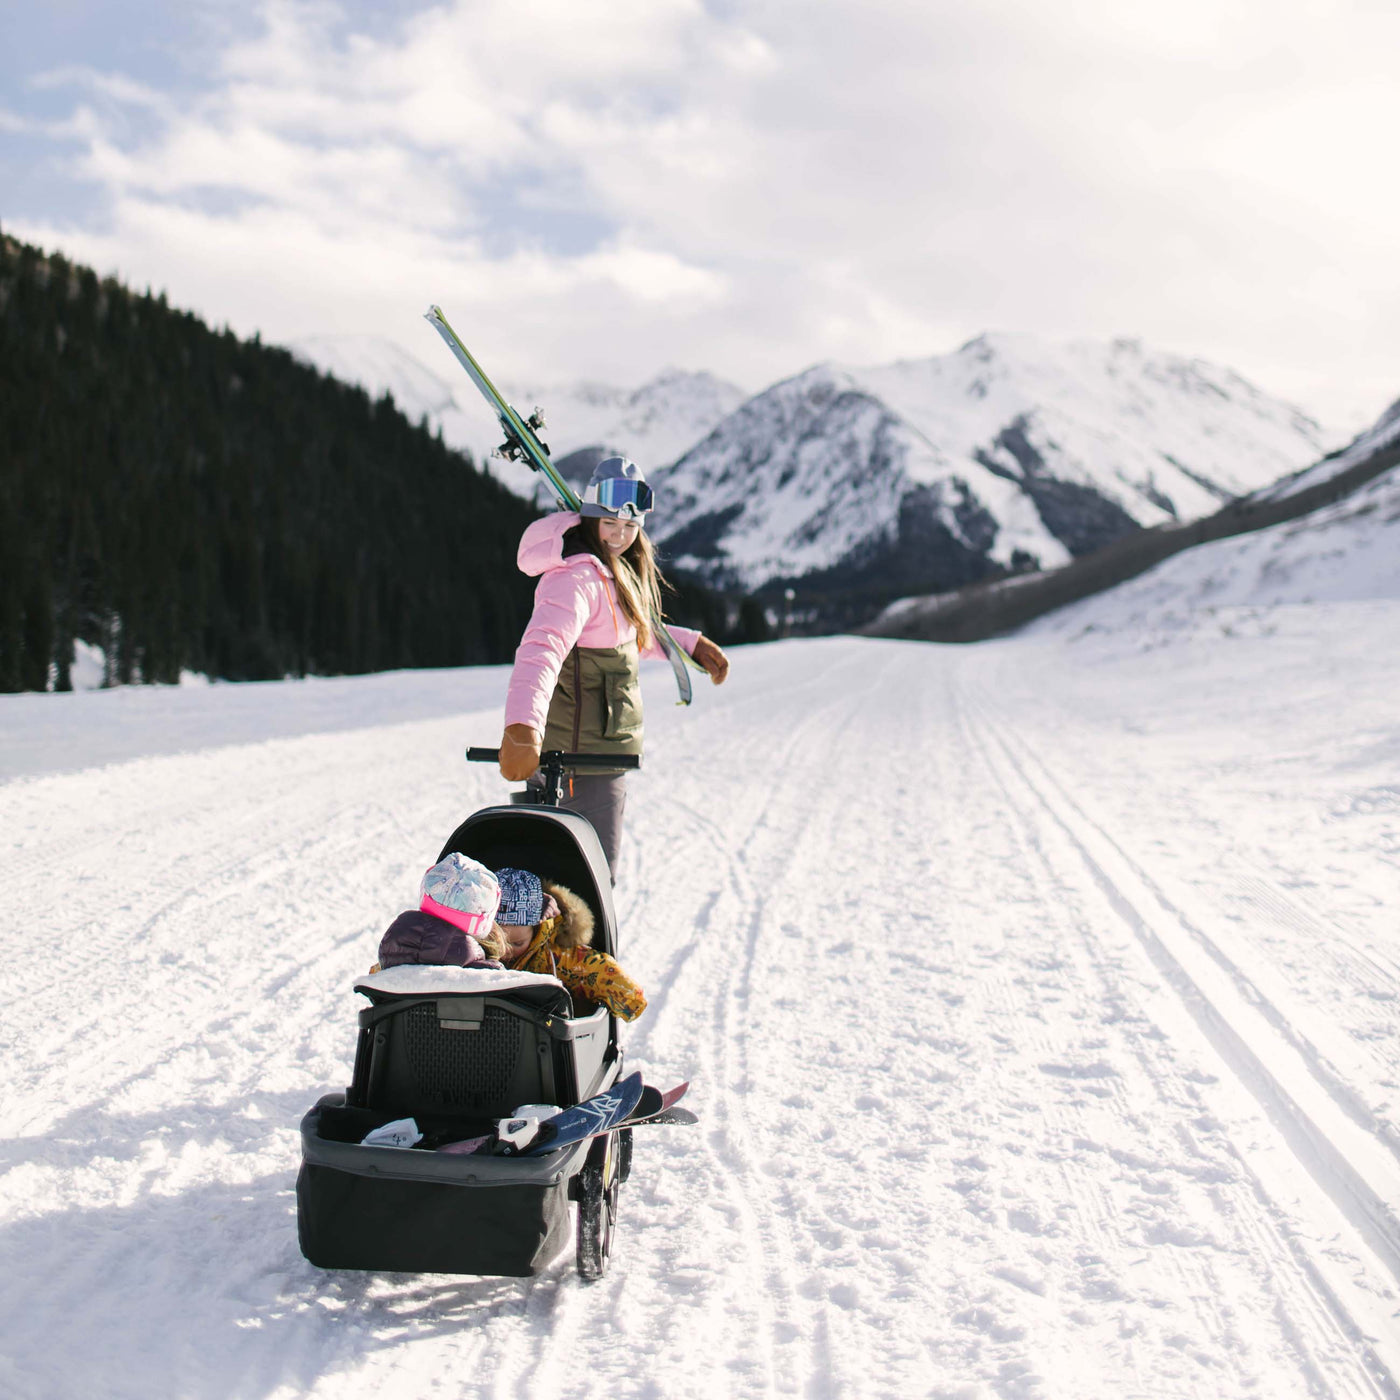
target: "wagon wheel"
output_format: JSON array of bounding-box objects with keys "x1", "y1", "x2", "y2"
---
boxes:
[{"x1": 576, "y1": 1134, "x2": 621, "y2": 1280}]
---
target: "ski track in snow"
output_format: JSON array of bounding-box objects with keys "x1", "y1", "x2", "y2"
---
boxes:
[{"x1": 1, "y1": 622, "x2": 1398, "y2": 1399}]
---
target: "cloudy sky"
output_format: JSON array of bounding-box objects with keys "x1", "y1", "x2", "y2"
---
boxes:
[{"x1": 2, "y1": 0, "x2": 1396, "y2": 429}]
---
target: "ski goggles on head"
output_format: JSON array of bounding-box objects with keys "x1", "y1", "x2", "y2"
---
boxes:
[{"x1": 588, "y1": 476, "x2": 654, "y2": 519}]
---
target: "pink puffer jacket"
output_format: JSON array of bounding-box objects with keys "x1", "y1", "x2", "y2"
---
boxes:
[{"x1": 504, "y1": 512, "x2": 700, "y2": 734}]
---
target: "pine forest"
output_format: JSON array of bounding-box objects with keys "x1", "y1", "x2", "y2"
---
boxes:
[{"x1": 1, "y1": 233, "x2": 551, "y2": 691}]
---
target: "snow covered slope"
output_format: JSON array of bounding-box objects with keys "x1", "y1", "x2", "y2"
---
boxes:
[
  {"x1": 863, "y1": 381, "x2": 1400, "y2": 646},
  {"x1": 289, "y1": 335, "x2": 745, "y2": 502},
  {"x1": 1034, "y1": 456, "x2": 1400, "y2": 641},
  {"x1": 1258, "y1": 392, "x2": 1400, "y2": 503},
  {"x1": 2, "y1": 615, "x2": 1398, "y2": 1399},
  {"x1": 657, "y1": 334, "x2": 1336, "y2": 591}
]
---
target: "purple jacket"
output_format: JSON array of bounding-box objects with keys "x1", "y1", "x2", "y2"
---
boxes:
[{"x1": 377, "y1": 909, "x2": 504, "y2": 971}]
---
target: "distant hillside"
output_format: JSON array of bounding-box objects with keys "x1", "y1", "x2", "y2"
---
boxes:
[
  {"x1": 0, "y1": 233, "x2": 540, "y2": 691},
  {"x1": 862, "y1": 396, "x2": 1400, "y2": 643},
  {"x1": 288, "y1": 334, "x2": 747, "y2": 506}
]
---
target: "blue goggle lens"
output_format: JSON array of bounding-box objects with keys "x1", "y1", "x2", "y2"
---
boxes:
[{"x1": 595, "y1": 478, "x2": 654, "y2": 515}]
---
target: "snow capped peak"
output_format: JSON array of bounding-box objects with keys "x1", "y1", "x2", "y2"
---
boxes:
[
  {"x1": 657, "y1": 334, "x2": 1339, "y2": 595},
  {"x1": 286, "y1": 329, "x2": 1340, "y2": 608}
]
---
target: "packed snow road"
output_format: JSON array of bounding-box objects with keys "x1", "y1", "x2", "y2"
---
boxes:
[{"x1": 2, "y1": 618, "x2": 1397, "y2": 1400}]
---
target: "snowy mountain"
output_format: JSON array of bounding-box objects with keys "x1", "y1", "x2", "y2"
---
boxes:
[
  {"x1": 288, "y1": 335, "x2": 746, "y2": 502},
  {"x1": 655, "y1": 333, "x2": 1336, "y2": 594},
  {"x1": 866, "y1": 387, "x2": 1400, "y2": 644}
]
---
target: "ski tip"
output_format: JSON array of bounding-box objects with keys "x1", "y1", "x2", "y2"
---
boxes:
[
  {"x1": 633, "y1": 1105, "x2": 699, "y2": 1128},
  {"x1": 424, "y1": 304, "x2": 443, "y2": 322}
]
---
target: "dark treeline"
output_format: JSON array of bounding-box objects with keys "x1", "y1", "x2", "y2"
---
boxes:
[{"x1": 0, "y1": 234, "x2": 529, "y2": 690}]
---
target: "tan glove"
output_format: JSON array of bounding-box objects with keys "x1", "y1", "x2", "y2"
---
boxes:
[
  {"x1": 692, "y1": 635, "x2": 730, "y2": 686},
  {"x1": 499, "y1": 723, "x2": 542, "y2": 782}
]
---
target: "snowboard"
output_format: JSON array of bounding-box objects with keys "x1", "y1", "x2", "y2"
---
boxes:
[{"x1": 422, "y1": 304, "x2": 699, "y2": 705}]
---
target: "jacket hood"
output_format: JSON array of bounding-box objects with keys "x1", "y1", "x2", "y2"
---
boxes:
[
  {"x1": 543, "y1": 881, "x2": 595, "y2": 949},
  {"x1": 518, "y1": 511, "x2": 611, "y2": 580},
  {"x1": 378, "y1": 909, "x2": 504, "y2": 971}
]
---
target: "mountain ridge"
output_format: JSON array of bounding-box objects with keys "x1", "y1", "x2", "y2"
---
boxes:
[
  {"x1": 289, "y1": 329, "x2": 1340, "y2": 629},
  {"x1": 654, "y1": 332, "x2": 1336, "y2": 602},
  {"x1": 862, "y1": 392, "x2": 1400, "y2": 644}
]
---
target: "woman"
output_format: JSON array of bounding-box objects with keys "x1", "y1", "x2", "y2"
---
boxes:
[{"x1": 498, "y1": 456, "x2": 730, "y2": 878}]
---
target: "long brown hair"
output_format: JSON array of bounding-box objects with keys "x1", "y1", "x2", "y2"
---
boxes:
[{"x1": 566, "y1": 516, "x2": 668, "y2": 650}]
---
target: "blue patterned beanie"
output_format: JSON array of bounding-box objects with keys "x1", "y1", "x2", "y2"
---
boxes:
[{"x1": 496, "y1": 867, "x2": 545, "y2": 926}]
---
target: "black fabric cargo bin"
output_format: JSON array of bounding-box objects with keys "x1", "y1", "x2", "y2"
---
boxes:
[{"x1": 296, "y1": 1094, "x2": 592, "y2": 1276}]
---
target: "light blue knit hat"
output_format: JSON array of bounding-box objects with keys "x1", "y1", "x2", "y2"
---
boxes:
[{"x1": 419, "y1": 853, "x2": 500, "y2": 936}]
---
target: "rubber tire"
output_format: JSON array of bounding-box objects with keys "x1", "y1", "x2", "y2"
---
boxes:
[
  {"x1": 617, "y1": 1126, "x2": 634, "y2": 1185},
  {"x1": 576, "y1": 1139, "x2": 619, "y2": 1281}
]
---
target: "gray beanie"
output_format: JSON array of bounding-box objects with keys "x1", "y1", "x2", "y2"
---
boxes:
[{"x1": 579, "y1": 456, "x2": 654, "y2": 521}]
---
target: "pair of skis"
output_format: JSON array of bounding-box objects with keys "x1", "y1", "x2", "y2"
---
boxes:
[
  {"x1": 436, "y1": 1073, "x2": 695, "y2": 1158},
  {"x1": 423, "y1": 305, "x2": 702, "y2": 706}
]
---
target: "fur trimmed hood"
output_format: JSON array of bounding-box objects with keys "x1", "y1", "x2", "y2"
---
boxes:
[{"x1": 542, "y1": 881, "x2": 594, "y2": 949}]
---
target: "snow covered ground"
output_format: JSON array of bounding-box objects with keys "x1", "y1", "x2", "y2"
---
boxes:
[{"x1": 3, "y1": 610, "x2": 1398, "y2": 1397}]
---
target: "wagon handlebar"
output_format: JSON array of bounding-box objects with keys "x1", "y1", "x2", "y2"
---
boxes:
[
  {"x1": 466, "y1": 746, "x2": 640, "y2": 808},
  {"x1": 465, "y1": 747, "x2": 640, "y2": 770}
]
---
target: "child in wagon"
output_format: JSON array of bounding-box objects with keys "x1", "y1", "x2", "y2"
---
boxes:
[
  {"x1": 375, "y1": 853, "x2": 508, "y2": 970},
  {"x1": 494, "y1": 866, "x2": 647, "y2": 1022},
  {"x1": 372, "y1": 855, "x2": 645, "y2": 1022}
]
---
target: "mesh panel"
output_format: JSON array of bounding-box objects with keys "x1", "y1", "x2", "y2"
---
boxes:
[{"x1": 400, "y1": 1002, "x2": 525, "y2": 1111}]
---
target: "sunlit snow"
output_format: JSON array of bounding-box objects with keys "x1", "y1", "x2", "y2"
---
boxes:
[{"x1": 2, "y1": 481, "x2": 1397, "y2": 1398}]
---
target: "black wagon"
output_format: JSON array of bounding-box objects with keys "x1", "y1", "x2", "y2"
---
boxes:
[{"x1": 296, "y1": 752, "x2": 638, "y2": 1280}]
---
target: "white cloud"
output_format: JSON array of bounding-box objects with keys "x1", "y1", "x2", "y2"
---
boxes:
[{"x1": 6, "y1": 0, "x2": 1399, "y2": 427}]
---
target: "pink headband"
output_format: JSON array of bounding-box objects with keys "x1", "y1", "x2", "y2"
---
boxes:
[{"x1": 421, "y1": 890, "x2": 499, "y2": 938}]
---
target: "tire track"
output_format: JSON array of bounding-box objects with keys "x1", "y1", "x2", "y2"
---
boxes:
[{"x1": 500, "y1": 663, "x2": 870, "y2": 1399}]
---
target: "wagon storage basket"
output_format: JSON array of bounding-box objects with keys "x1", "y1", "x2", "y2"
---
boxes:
[
  {"x1": 297, "y1": 965, "x2": 614, "y2": 1277},
  {"x1": 297, "y1": 1094, "x2": 591, "y2": 1276}
]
